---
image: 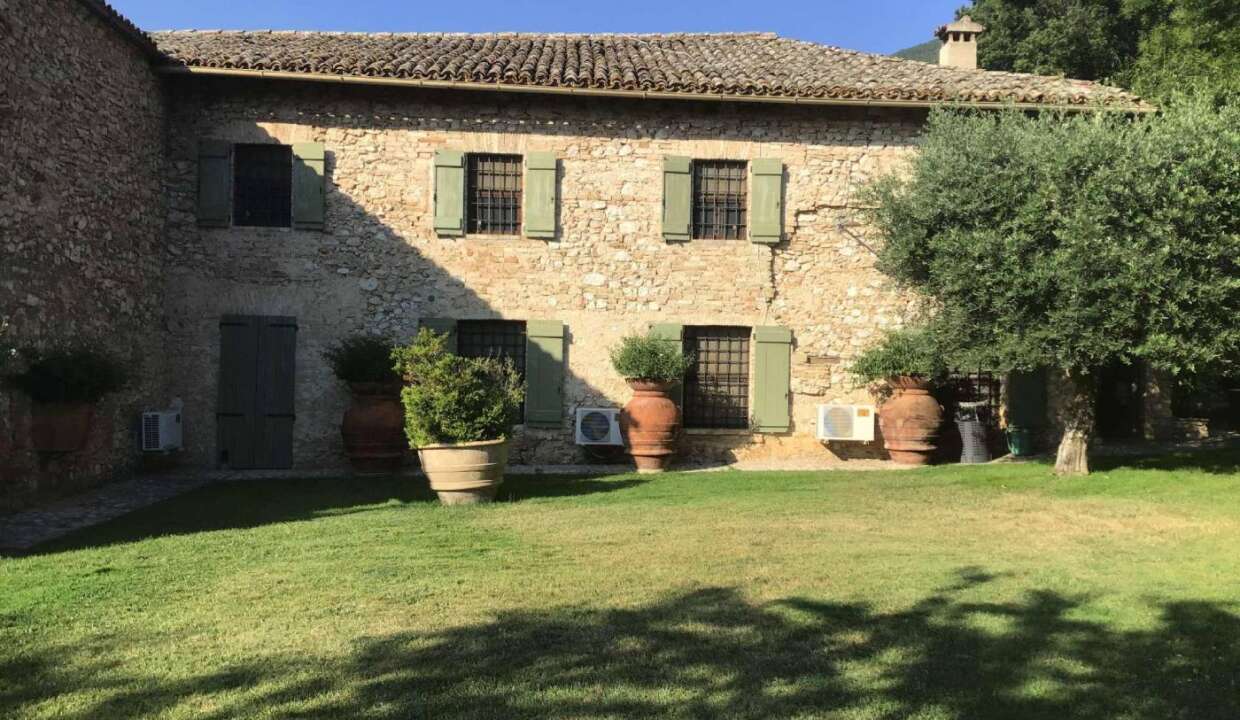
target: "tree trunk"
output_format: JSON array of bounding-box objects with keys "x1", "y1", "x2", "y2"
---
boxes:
[{"x1": 1054, "y1": 369, "x2": 1097, "y2": 476}]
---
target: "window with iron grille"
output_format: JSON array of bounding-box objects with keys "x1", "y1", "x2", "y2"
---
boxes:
[
  {"x1": 692, "y1": 160, "x2": 747, "y2": 240},
  {"x1": 947, "y1": 370, "x2": 1002, "y2": 428},
  {"x1": 233, "y1": 144, "x2": 292, "y2": 228},
  {"x1": 683, "y1": 326, "x2": 751, "y2": 429},
  {"x1": 467, "y1": 154, "x2": 522, "y2": 235},
  {"x1": 457, "y1": 320, "x2": 527, "y2": 420}
]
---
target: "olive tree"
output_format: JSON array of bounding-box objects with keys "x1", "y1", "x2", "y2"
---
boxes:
[{"x1": 865, "y1": 99, "x2": 1240, "y2": 474}]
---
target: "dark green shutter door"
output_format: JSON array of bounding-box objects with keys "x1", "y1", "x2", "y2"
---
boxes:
[
  {"x1": 198, "y1": 140, "x2": 231, "y2": 227},
  {"x1": 752, "y1": 326, "x2": 792, "y2": 432},
  {"x1": 1007, "y1": 369, "x2": 1048, "y2": 427},
  {"x1": 420, "y1": 318, "x2": 458, "y2": 353},
  {"x1": 649, "y1": 322, "x2": 685, "y2": 407},
  {"x1": 254, "y1": 316, "x2": 297, "y2": 469},
  {"x1": 749, "y1": 158, "x2": 783, "y2": 244},
  {"x1": 292, "y1": 142, "x2": 326, "y2": 231},
  {"x1": 662, "y1": 156, "x2": 692, "y2": 241},
  {"x1": 433, "y1": 150, "x2": 466, "y2": 236},
  {"x1": 218, "y1": 315, "x2": 259, "y2": 468},
  {"x1": 523, "y1": 152, "x2": 557, "y2": 239},
  {"x1": 525, "y1": 320, "x2": 565, "y2": 427}
]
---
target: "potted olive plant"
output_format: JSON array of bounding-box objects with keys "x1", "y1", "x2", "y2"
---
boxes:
[
  {"x1": 392, "y1": 328, "x2": 524, "y2": 504},
  {"x1": 324, "y1": 334, "x2": 405, "y2": 476},
  {"x1": 609, "y1": 333, "x2": 693, "y2": 473},
  {"x1": 5, "y1": 347, "x2": 127, "y2": 453},
  {"x1": 850, "y1": 328, "x2": 947, "y2": 465}
]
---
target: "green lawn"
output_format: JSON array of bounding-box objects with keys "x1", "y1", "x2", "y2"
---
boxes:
[{"x1": 2, "y1": 450, "x2": 1239, "y2": 719}]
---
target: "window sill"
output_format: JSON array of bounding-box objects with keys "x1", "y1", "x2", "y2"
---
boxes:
[{"x1": 683, "y1": 428, "x2": 754, "y2": 436}]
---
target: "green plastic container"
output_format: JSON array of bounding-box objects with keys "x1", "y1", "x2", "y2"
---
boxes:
[{"x1": 1006, "y1": 426, "x2": 1035, "y2": 457}]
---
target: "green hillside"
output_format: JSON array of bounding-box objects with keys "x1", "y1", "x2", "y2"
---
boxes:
[{"x1": 893, "y1": 39, "x2": 939, "y2": 64}]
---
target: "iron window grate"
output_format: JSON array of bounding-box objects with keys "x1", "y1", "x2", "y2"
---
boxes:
[
  {"x1": 683, "y1": 326, "x2": 751, "y2": 429},
  {"x1": 457, "y1": 320, "x2": 527, "y2": 420},
  {"x1": 233, "y1": 144, "x2": 292, "y2": 228},
  {"x1": 948, "y1": 370, "x2": 1002, "y2": 428},
  {"x1": 692, "y1": 160, "x2": 747, "y2": 240},
  {"x1": 467, "y1": 154, "x2": 522, "y2": 235}
]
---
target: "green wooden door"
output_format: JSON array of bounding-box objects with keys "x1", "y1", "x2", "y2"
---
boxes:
[{"x1": 217, "y1": 315, "x2": 297, "y2": 469}]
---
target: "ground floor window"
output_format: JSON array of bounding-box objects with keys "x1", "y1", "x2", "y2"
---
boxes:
[
  {"x1": 457, "y1": 320, "x2": 527, "y2": 421},
  {"x1": 683, "y1": 326, "x2": 751, "y2": 429}
]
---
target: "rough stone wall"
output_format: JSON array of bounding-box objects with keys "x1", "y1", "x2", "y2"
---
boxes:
[
  {"x1": 0, "y1": 0, "x2": 166, "y2": 509},
  {"x1": 162, "y1": 78, "x2": 926, "y2": 469}
]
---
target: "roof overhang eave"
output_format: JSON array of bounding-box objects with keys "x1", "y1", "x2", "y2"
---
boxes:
[{"x1": 155, "y1": 64, "x2": 1155, "y2": 114}]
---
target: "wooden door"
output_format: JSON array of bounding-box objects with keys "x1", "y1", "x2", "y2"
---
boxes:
[{"x1": 217, "y1": 315, "x2": 297, "y2": 469}]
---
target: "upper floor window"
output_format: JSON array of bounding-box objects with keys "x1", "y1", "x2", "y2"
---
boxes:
[
  {"x1": 467, "y1": 154, "x2": 523, "y2": 235},
  {"x1": 232, "y1": 144, "x2": 293, "y2": 228},
  {"x1": 692, "y1": 160, "x2": 747, "y2": 240},
  {"x1": 683, "y1": 325, "x2": 751, "y2": 429}
]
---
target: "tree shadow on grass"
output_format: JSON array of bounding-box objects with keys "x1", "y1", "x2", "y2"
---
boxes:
[
  {"x1": 6, "y1": 568, "x2": 1239, "y2": 719},
  {"x1": 23, "y1": 473, "x2": 647, "y2": 557},
  {"x1": 1090, "y1": 444, "x2": 1240, "y2": 475}
]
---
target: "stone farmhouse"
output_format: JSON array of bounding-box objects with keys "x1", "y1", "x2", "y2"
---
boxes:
[{"x1": 4, "y1": 0, "x2": 1169, "y2": 508}]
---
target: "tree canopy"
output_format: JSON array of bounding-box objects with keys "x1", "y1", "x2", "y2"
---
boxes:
[
  {"x1": 864, "y1": 100, "x2": 1240, "y2": 472},
  {"x1": 959, "y1": 0, "x2": 1240, "y2": 102}
]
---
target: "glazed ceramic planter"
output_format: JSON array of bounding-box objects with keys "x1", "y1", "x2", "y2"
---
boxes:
[
  {"x1": 417, "y1": 437, "x2": 508, "y2": 505},
  {"x1": 619, "y1": 379, "x2": 680, "y2": 473},
  {"x1": 342, "y1": 381, "x2": 406, "y2": 476},
  {"x1": 878, "y1": 376, "x2": 943, "y2": 465},
  {"x1": 30, "y1": 401, "x2": 94, "y2": 453}
]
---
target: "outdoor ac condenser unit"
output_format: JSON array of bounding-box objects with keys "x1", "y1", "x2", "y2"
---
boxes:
[
  {"x1": 817, "y1": 404, "x2": 877, "y2": 442},
  {"x1": 141, "y1": 410, "x2": 183, "y2": 452},
  {"x1": 574, "y1": 407, "x2": 623, "y2": 446}
]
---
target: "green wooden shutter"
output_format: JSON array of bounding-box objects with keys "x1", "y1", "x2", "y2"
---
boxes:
[
  {"x1": 217, "y1": 315, "x2": 259, "y2": 468},
  {"x1": 662, "y1": 156, "x2": 692, "y2": 241},
  {"x1": 254, "y1": 316, "x2": 298, "y2": 469},
  {"x1": 649, "y1": 322, "x2": 685, "y2": 407},
  {"x1": 749, "y1": 158, "x2": 783, "y2": 245},
  {"x1": 523, "y1": 152, "x2": 557, "y2": 239},
  {"x1": 1007, "y1": 369, "x2": 1048, "y2": 428},
  {"x1": 752, "y1": 326, "x2": 792, "y2": 432},
  {"x1": 433, "y1": 150, "x2": 466, "y2": 236},
  {"x1": 291, "y1": 142, "x2": 325, "y2": 231},
  {"x1": 525, "y1": 320, "x2": 565, "y2": 427},
  {"x1": 419, "y1": 318, "x2": 457, "y2": 353},
  {"x1": 197, "y1": 140, "x2": 232, "y2": 227}
]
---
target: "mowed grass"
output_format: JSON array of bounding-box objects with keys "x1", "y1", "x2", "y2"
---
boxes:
[{"x1": 2, "y1": 449, "x2": 1239, "y2": 719}]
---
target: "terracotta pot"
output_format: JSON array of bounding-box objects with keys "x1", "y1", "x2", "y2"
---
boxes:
[
  {"x1": 619, "y1": 379, "x2": 680, "y2": 473},
  {"x1": 342, "y1": 381, "x2": 406, "y2": 476},
  {"x1": 417, "y1": 437, "x2": 508, "y2": 505},
  {"x1": 30, "y1": 401, "x2": 94, "y2": 453},
  {"x1": 878, "y1": 376, "x2": 943, "y2": 465}
]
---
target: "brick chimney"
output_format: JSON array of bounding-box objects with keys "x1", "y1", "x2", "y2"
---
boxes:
[{"x1": 936, "y1": 15, "x2": 986, "y2": 70}]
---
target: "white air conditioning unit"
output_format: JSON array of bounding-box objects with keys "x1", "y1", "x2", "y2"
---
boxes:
[
  {"x1": 575, "y1": 407, "x2": 623, "y2": 446},
  {"x1": 817, "y1": 404, "x2": 876, "y2": 442},
  {"x1": 142, "y1": 410, "x2": 183, "y2": 452}
]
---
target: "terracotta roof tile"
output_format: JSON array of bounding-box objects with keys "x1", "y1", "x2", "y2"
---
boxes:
[{"x1": 149, "y1": 31, "x2": 1146, "y2": 108}]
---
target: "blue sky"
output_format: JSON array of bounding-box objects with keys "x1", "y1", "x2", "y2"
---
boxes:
[{"x1": 113, "y1": 0, "x2": 963, "y2": 55}]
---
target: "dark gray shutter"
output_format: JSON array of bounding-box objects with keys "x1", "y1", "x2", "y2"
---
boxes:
[
  {"x1": 198, "y1": 140, "x2": 232, "y2": 227},
  {"x1": 218, "y1": 315, "x2": 259, "y2": 468},
  {"x1": 525, "y1": 320, "x2": 564, "y2": 427},
  {"x1": 254, "y1": 316, "x2": 297, "y2": 468}
]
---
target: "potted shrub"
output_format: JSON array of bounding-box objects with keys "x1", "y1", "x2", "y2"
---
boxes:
[
  {"x1": 392, "y1": 328, "x2": 524, "y2": 504},
  {"x1": 610, "y1": 333, "x2": 693, "y2": 473},
  {"x1": 5, "y1": 347, "x2": 126, "y2": 453},
  {"x1": 324, "y1": 334, "x2": 405, "y2": 476},
  {"x1": 850, "y1": 328, "x2": 947, "y2": 465}
]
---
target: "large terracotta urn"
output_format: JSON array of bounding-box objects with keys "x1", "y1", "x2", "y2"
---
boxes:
[
  {"x1": 30, "y1": 401, "x2": 94, "y2": 453},
  {"x1": 417, "y1": 437, "x2": 508, "y2": 505},
  {"x1": 619, "y1": 379, "x2": 680, "y2": 473},
  {"x1": 342, "y1": 382, "x2": 406, "y2": 476},
  {"x1": 878, "y1": 376, "x2": 943, "y2": 465}
]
